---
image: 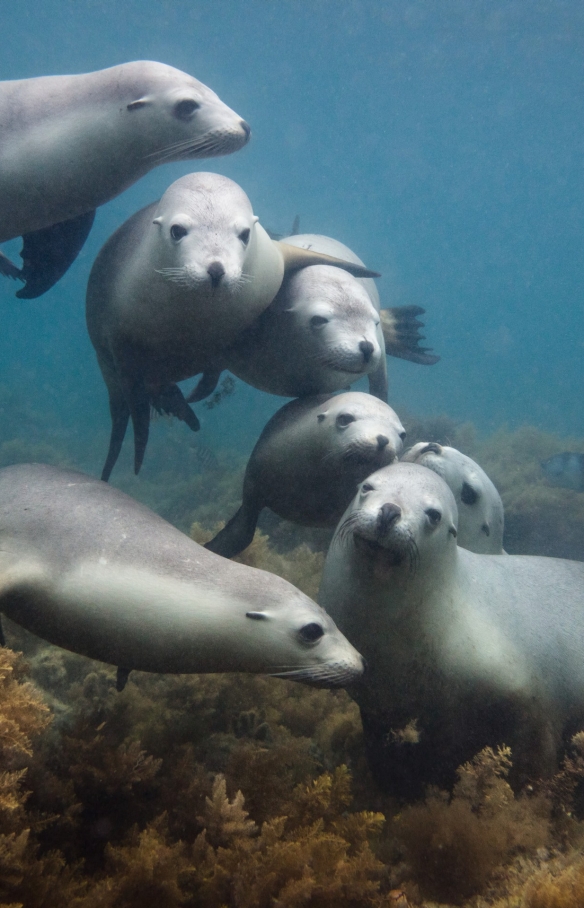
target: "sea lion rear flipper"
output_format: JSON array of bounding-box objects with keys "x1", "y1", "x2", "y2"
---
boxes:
[
  {"x1": 186, "y1": 369, "x2": 221, "y2": 403},
  {"x1": 278, "y1": 242, "x2": 381, "y2": 279},
  {"x1": 205, "y1": 502, "x2": 261, "y2": 559},
  {"x1": 126, "y1": 379, "x2": 151, "y2": 476},
  {"x1": 0, "y1": 251, "x2": 23, "y2": 281},
  {"x1": 101, "y1": 388, "x2": 131, "y2": 483},
  {"x1": 15, "y1": 209, "x2": 96, "y2": 299},
  {"x1": 380, "y1": 307, "x2": 440, "y2": 365},
  {"x1": 152, "y1": 384, "x2": 200, "y2": 432}
]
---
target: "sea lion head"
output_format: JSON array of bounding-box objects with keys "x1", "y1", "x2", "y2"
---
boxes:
[
  {"x1": 335, "y1": 462, "x2": 458, "y2": 574},
  {"x1": 282, "y1": 265, "x2": 383, "y2": 385},
  {"x1": 239, "y1": 583, "x2": 365, "y2": 687},
  {"x1": 151, "y1": 172, "x2": 268, "y2": 302},
  {"x1": 402, "y1": 442, "x2": 504, "y2": 554},
  {"x1": 121, "y1": 61, "x2": 250, "y2": 162},
  {"x1": 314, "y1": 391, "x2": 406, "y2": 470}
]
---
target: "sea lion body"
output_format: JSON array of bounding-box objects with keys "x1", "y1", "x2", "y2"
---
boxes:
[
  {"x1": 0, "y1": 61, "x2": 250, "y2": 297},
  {"x1": 319, "y1": 462, "x2": 584, "y2": 796},
  {"x1": 207, "y1": 392, "x2": 406, "y2": 558},
  {"x1": 87, "y1": 176, "x2": 380, "y2": 480},
  {"x1": 0, "y1": 464, "x2": 363, "y2": 687},
  {"x1": 401, "y1": 442, "x2": 505, "y2": 554},
  {"x1": 218, "y1": 233, "x2": 389, "y2": 401}
]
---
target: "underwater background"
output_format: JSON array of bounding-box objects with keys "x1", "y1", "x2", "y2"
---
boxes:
[{"x1": 2, "y1": 2, "x2": 584, "y2": 905}]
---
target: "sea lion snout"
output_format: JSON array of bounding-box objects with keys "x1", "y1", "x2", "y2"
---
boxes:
[
  {"x1": 360, "y1": 339, "x2": 375, "y2": 362},
  {"x1": 377, "y1": 502, "x2": 402, "y2": 535},
  {"x1": 207, "y1": 260, "x2": 226, "y2": 287}
]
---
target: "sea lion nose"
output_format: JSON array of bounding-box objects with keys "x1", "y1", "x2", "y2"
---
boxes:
[
  {"x1": 360, "y1": 340, "x2": 375, "y2": 362},
  {"x1": 377, "y1": 502, "x2": 401, "y2": 534},
  {"x1": 377, "y1": 434, "x2": 389, "y2": 450},
  {"x1": 207, "y1": 261, "x2": 225, "y2": 287},
  {"x1": 240, "y1": 120, "x2": 251, "y2": 141}
]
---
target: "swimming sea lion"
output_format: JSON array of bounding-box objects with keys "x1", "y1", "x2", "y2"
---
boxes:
[
  {"x1": 319, "y1": 462, "x2": 584, "y2": 797},
  {"x1": 207, "y1": 392, "x2": 406, "y2": 559},
  {"x1": 401, "y1": 442, "x2": 505, "y2": 554},
  {"x1": 208, "y1": 233, "x2": 389, "y2": 402},
  {"x1": 0, "y1": 463, "x2": 364, "y2": 690},
  {"x1": 87, "y1": 173, "x2": 380, "y2": 481},
  {"x1": 0, "y1": 61, "x2": 250, "y2": 297}
]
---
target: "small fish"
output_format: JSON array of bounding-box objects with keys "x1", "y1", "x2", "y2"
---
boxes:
[
  {"x1": 541, "y1": 452, "x2": 584, "y2": 491},
  {"x1": 188, "y1": 442, "x2": 218, "y2": 471}
]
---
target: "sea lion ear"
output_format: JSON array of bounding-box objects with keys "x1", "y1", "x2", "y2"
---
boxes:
[
  {"x1": 317, "y1": 413, "x2": 326, "y2": 422},
  {"x1": 252, "y1": 216, "x2": 259, "y2": 224},
  {"x1": 153, "y1": 217, "x2": 163, "y2": 227},
  {"x1": 449, "y1": 525, "x2": 457, "y2": 538},
  {"x1": 277, "y1": 241, "x2": 381, "y2": 279},
  {"x1": 127, "y1": 98, "x2": 150, "y2": 111}
]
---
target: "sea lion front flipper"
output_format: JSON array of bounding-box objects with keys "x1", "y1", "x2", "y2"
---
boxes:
[
  {"x1": 368, "y1": 358, "x2": 389, "y2": 403},
  {"x1": 116, "y1": 667, "x2": 131, "y2": 692},
  {"x1": 277, "y1": 242, "x2": 381, "y2": 279},
  {"x1": 205, "y1": 500, "x2": 261, "y2": 559},
  {"x1": 186, "y1": 369, "x2": 222, "y2": 403},
  {"x1": 0, "y1": 251, "x2": 23, "y2": 281},
  {"x1": 15, "y1": 209, "x2": 96, "y2": 299},
  {"x1": 152, "y1": 384, "x2": 200, "y2": 432},
  {"x1": 380, "y1": 307, "x2": 440, "y2": 365}
]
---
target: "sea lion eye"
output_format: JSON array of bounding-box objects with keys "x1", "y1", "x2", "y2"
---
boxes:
[
  {"x1": 298, "y1": 622, "x2": 324, "y2": 644},
  {"x1": 425, "y1": 508, "x2": 442, "y2": 526},
  {"x1": 238, "y1": 228, "x2": 251, "y2": 245},
  {"x1": 174, "y1": 98, "x2": 201, "y2": 119},
  {"x1": 310, "y1": 315, "x2": 329, "y2": 328},
  {"x1": 361, "y1": 482, "x2": 374, "y2": 493},
  {"x1": 399, "y1": 431, "x2": 407, "y2": 441},
  {"x1": 336, "y1": 413, "x2": 356, "y2": 428},
  {"x1": 461, "y1": 482, "x2": 479, "y2": 506},
  {"x1": 170, "y1": 224, "x2": 188, "y2": 241}
]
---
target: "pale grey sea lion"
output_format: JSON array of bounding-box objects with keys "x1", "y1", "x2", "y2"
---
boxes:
[
  {"x1": 0, "y1": 61, "x2": 250, "y2": 297},
  {"x1": 207, "y1": 392, "x2": 406, "y2": 559},
  {"x1": 0, "y1": 463, "x2": 364, "y2": 691},
  {"x1": 87, "y1": 174, "x2": 380, "y2": 481},
  {"x1": 218, "y1": 233, "x2": 389, "y2": 402},
  {"x1": 401, "y1": 442, "x2": 505, "y2": 554},
  {"x1": 319, "y1": 462, "x2": 584, "y2": 797}
]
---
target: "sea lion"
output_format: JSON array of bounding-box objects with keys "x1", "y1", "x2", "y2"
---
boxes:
[
  {"x1": 401, "y1": 442, "x2": 505, "y2": 554},
  {"x1": 0, "y1": 463, "x2": 364, "y2": 690},
  {"x1": 207, "y1": 392, "x2": 406, "y2": 559},
  {"x1": 319, "y1": 462, "x2": 584, "y2": 797},
  {"x1": 190, "y1": 233, "x2": 389, "y2": 404},
  {"x1": 0, "y1": 61, "x2": 250, "y2": 297},
  {"x1": 87, "y1": 173, "x2": 380, "y2": 481}
]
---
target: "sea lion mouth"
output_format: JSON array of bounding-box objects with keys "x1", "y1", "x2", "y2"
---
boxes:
[
  {"x1": 353, "y1": 532, "x2": 406, "y2": 566},
  {"x1": 268, "y1": 661, "x2": 364, "y2": 687},
  {"x1": 146, "y1": 128, "x2": 248, "y2": 164}
]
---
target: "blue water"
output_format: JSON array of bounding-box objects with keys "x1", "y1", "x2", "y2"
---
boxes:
[{"x1": 1, "y1": 0, "x2": 583, "y2": 481}]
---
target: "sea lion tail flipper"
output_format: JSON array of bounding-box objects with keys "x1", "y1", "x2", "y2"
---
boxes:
[
  {"x1": 186, "y1": 369, "x2": 222, "y2": 403},
  {"x1": 277, "y1": 242, "x2": 381, "y2": 279},
  {"x1": 205, "y1": 502, "x2": 260, "y2": 559},
  {"x1": 153, "y1": 384, "x2": 200, "y2": 432},
  {"x1": 368, "y1": 358, "x2": 389, "y2": 403},
  {"x1": 380, "y1": 307, "x2": 440, "y2": 365},
  {"x1": 0, "y1": 251, "x2": 23, "y2": 282},
  {"x1": 15, "y1": 209, "x2": 96, "y2": 299}
]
